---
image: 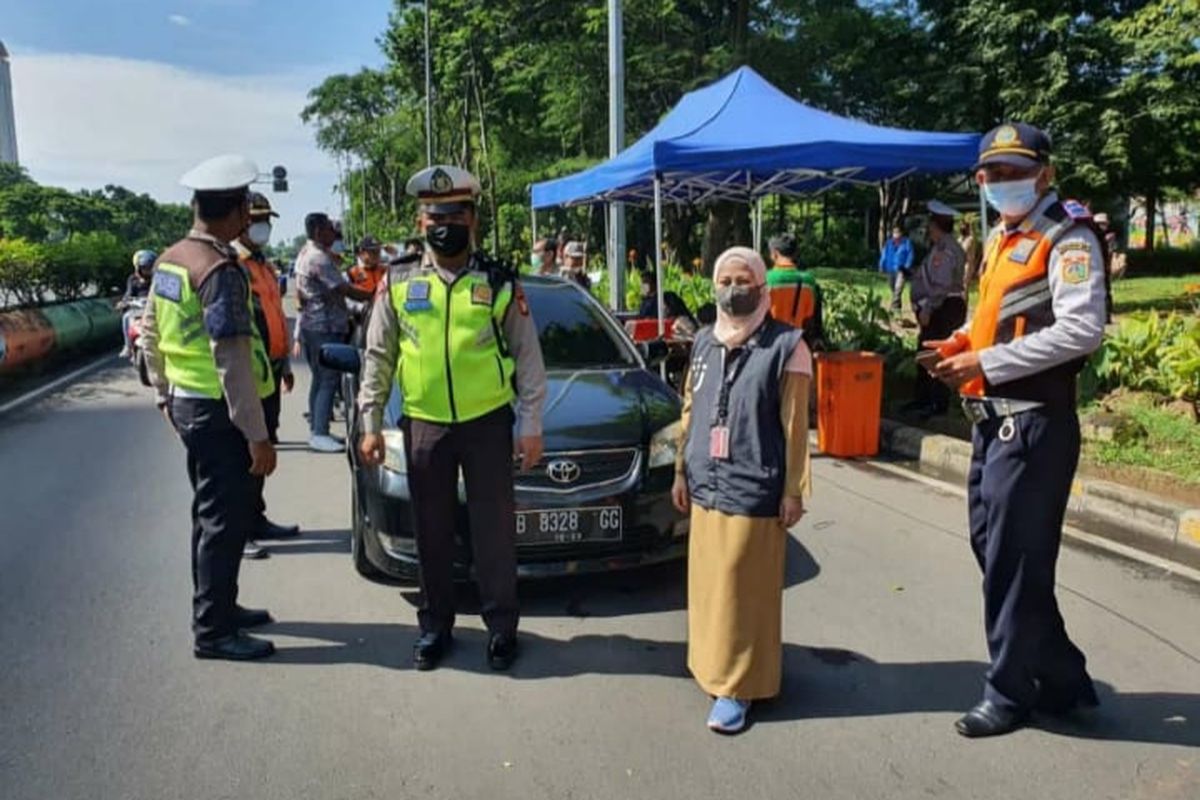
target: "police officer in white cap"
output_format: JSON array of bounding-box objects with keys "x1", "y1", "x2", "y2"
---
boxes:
[
  {"x1": 141, "y1": 154, "x2": 278, "y2": 661},
  {"x1": 358, "y1": 165, "x2": 547, "y2": 671},
  {"x1": 905, "y1": 200, "x2": 967, "y2": 418}
]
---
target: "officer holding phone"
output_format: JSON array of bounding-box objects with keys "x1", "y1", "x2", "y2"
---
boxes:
[{"x1": 925, "y1": 124, "x2": 1107, "y2": 738}]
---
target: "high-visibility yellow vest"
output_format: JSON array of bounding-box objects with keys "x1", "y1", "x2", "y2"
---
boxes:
[
  {"x1": 389, "y1": 265, "x2": 515, "y2": 423},
  {"x1": 153, "y1": 261, "x2": 274, "y2": 399}
]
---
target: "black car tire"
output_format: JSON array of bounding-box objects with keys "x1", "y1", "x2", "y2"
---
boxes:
[{"x1": 350, "y1": 473, "x2": 384, "y2": 579}]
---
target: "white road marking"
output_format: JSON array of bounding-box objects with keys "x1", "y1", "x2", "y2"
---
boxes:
[{"x1": 0, "y1": 353, "x2": 118, "y2": 417}]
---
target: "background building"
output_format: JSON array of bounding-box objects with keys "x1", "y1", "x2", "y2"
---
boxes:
[{"x1": 0, "y1": 40, "x2": 19, "y2": 165}]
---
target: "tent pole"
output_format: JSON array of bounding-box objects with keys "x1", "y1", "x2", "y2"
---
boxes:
[
  {"x1": 654, "y1": 175, "x2": 665, "y2": 340},
  {"x1": 531, "y1": 200, "x2": 538, "y2": 257},
  {"x1": 978, "y1": 181, "x2": 988, "y2": 249},
  {"x1": 653, "y1": 175, "x2": 667, "y2": 382}
]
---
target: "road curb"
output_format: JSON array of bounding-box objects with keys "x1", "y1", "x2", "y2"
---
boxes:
[{"x1": 879, "y1": 418, "x2": 1200, "y2": 560}]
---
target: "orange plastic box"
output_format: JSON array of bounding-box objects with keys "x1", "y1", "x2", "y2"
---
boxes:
[{"x1": 815, "y1": 351, "x2": 884, "y2": 458}]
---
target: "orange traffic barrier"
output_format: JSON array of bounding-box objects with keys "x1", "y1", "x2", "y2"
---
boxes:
[
  {"x1": 0, "y1": 309, "x2": 55, "y2": 372},
  {"x1": 815, "y1": 351, "x2": 884, "y2": 458}
]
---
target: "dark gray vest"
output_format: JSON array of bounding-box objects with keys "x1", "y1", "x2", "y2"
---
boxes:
[{"x1": 684, "y1": 319, "x2": 804, "y2": 518}]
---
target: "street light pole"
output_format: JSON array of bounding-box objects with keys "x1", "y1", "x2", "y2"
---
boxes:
[
  {"x1": 608, "y1": 0, "x2": 626, "y2": 310},
  {"x1": 424, "y1": 0, "x2": 434, "y2": 167}
]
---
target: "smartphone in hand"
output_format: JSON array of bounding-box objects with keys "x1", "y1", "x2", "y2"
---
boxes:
[{"x1": 916, "y1": 349, "x2": 941, "y2": 375}]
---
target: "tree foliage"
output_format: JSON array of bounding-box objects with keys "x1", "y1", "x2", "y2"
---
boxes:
[{"x1": 301, "y1": 0, "x2": 1200, "y2": 268}]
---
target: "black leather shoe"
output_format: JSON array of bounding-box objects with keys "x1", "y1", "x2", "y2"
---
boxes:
[
  {"x1": 242, "y1": 540, "x2": 268, "y2": 559},
  {"x1": 955, "y1": 700, "x2": 1028, "y2": 738},
  {"x1": 260, "y1": 519, "x2": 300, "y2": 539},
  {"x1": 413, "y1": 631, "x2": 452, "y2": 671},
  {"x1": 194, "y1": 632, "x2": 275, "y2": 661},
  {"x1": 1036, "y1": 683, "x2": 1100, "y2": 716},
  {"x1": 234, "y1": 605, "x2": 274, "y2": 629},
  {"x1": 487, "y1": 633, "x2": 518, "y2": 671}
]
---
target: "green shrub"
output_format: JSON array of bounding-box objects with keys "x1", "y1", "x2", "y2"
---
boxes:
[
  {"x1": 0, "y1": 238, "x2": 49, "y2": 307},
  {"x1": 590, "y1": 262, "x2": 715, "y2": 313},
  {"x1": 822, "y1": 281, "x2": 916, "y2": 379},
  {"x1": 1125, "y1": 246, "x2": 1200, "y2": 277},
  {"x1": 1087, "y1": 312, "x2": 1200, "y2": 401}
]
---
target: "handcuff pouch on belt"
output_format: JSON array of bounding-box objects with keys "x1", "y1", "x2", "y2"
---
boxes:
[{"x1": 962, "y1": 397, "x2": 1044, "y2": 443}]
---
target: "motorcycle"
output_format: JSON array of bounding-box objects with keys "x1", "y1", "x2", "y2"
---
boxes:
[{"x1": 118, "y1": 297, "x2": 152, "y2": 387}]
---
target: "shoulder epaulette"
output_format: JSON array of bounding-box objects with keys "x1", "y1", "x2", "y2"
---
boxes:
[{"x1": 1061, "y1": 199, "x2": 1092, "y2": 221}]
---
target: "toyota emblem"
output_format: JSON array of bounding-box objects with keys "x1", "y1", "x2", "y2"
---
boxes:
[{"x1": 546, "y1": 459, "x2": 581, "y2": 484}]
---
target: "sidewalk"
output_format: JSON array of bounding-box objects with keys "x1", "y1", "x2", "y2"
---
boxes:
[{"x1": 877, "y1": 418, "x2": 1200, "y2": 569}]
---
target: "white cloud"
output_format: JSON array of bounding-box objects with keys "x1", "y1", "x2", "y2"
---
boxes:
[
  {"x1": 168, "y1": 14, "x2": 192, "y2": 27},
  {"x1": 7, "y1": 52, "x2": 342, "y2": 240}
]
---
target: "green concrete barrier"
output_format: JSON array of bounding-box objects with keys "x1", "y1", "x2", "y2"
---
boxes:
[{"x1": 0, "y1": 297, "x2": 121, "y2": 373}]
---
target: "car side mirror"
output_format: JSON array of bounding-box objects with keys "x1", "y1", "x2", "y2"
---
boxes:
[
  {"x1": 319, "y1": 343, "x2": 361, "y2": 374},
  {"x1": 638, "y1": 339, "x2": 669, "y2": 367}
]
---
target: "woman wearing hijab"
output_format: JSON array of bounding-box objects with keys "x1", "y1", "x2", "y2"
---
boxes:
[{"x1": 671, "y1": 246, "x2": 814, "y2": 734}]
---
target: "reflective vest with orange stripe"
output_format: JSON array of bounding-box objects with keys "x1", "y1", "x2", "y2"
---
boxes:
[
  {"x1": 960, "y1": 199, "x2": 1089, "y2": 405},
  {"x1": 349, "y1": 264, "x2": 384, "y2": 295},
  {"x1": 240, "y1": 252, "x2": 289, "y2": 361}
]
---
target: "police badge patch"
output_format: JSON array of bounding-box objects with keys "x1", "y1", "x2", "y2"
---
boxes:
[
  {"x1": 1010, "y1": 238, "x2": 1037, "y2": 265},
  {"x1": 430, "y1": 168, "x2": 453, "y2": 194},
  {"x1": 404, "y1": 280, "x2": 433, "y2": 311},
  {"x1": 154, "y1": 271, "x2": 183, "y2": 302},
  {"x1": 1060, "y1": 251, "x2": 1091, "y2": 285},
  {"x1": 470, "y1": 283, "x2": 493, "y2": 306}
]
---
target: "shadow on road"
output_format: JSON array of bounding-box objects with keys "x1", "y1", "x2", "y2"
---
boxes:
[
  {"x1": 262, "y1": 528, "x2": 350, "y2": 556},
  {"x1": 397, "y1": 532, "x2": 820, "y2": 619},
  {"x1": 262, "y1": 618, "x2": 1198, "y2": 747}
]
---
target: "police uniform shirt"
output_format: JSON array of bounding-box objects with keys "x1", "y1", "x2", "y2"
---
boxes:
[
  {"x1": 963, "y1": 192, "x2": 1107, "y2": 386},
  {"x1": 358, "y1": 253, "x2": 547, "y2": 436},
  {"x1": 912, "y1": 236, "x2": 966, "y2": 314}
]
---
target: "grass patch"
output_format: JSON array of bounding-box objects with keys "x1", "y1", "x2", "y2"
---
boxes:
[
  {"x1": 1111, "y1": 273, "x2": 1200, "y2": 316},
  {"x1": 1082, "y1": 394, "x2": 1200, "y2": 485}
]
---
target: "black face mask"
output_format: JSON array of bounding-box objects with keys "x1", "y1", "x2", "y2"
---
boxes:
[
  {"x1": 426, "y1": 224, "x2": 471, "y2": 257},
  {"x1": 716, "y1": 285, "x2": 761, "y2": 317}
]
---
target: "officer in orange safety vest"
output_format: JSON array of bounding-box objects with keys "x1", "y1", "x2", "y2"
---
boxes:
[
  {"x1": 348, "y1": 235, "x2": 386, "y2": 294},
  {"x1": 234, "y1": 191, "x2": 301, "y2": 558},
  {"x1": 926, "y1": 123, "x2": 1107, "y2": 739}
]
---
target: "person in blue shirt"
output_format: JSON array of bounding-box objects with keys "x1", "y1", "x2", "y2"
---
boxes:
[{"x1": 879, "y1": 224, "x2": 915, "y2": 312}]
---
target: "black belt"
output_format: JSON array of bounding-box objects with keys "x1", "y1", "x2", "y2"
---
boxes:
[{"x1": 961, "y1": 397, "x2": 1044, "y2": 424}]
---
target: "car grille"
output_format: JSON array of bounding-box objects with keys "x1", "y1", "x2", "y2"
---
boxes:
[{"x1": 514, "y1": 448, "x2": 639, "y2": 492}]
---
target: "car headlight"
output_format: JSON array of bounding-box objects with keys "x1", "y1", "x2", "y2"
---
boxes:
[
  {"x1": 648, "y1": 420, "x2": 683, "y2": 469},
  {"x1": 382, "y1": 430, "x2": 407, "y2": 473}
]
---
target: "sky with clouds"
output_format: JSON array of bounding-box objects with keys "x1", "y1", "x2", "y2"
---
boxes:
[{"x1": 0, "y1": 0, "x2": 395, "y2": 240}]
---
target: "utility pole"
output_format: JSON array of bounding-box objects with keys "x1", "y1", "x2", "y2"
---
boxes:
[
  {"x1": 608, "y1": 0, "x2": 626, "y2": 310},
  {"x1": 424, "y1": 0, "x2": 434, "y2": 166}
]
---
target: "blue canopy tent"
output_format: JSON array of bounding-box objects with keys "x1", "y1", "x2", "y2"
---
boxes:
[{"x1": 530, "y1": 66, "x2": 982, "y2": 329}]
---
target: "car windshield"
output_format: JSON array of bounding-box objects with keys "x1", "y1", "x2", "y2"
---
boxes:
[{"x1": 525, "y1": 280, "x2": 636, "y2": 370}]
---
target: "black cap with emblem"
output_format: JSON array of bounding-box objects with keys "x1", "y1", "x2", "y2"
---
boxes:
[{"x1": 974, "y1": 123, "x2": 1052, "y2": 171}]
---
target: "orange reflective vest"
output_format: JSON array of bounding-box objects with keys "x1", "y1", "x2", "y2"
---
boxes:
[
  {"x1": 960, "y1": 200, "x2": 1087, "y2": 403},
  {"x1": 349, "y1": 264, "x2": 385, "y2": 295},
  {"x1": 241, "y1": 253, "x2": 289, "y2": 361}
]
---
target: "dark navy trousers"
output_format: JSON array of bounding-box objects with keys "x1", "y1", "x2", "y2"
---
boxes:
[{"x1": 967, "y1": 408, "x2": 1095, "y2": 712}]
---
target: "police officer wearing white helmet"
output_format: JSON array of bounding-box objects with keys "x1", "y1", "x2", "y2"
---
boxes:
[
  {"x1": 141, "y1": 154, "x2": 279, "y2": 661},
  {"x1": 358, "y1": 165, "x2": 547, "y2": 671}
]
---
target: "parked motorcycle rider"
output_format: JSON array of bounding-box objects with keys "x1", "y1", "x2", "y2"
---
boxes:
[{"x1": 119, "y1": 249, "x2": 156, "y2": 357}]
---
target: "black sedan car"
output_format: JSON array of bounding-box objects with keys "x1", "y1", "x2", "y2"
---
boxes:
[{"x1": 322, "y1": 276, "x2": 688, "y2": 582}]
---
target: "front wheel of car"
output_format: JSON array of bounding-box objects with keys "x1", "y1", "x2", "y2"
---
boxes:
[{"x1": 350, "y1": 475, "x2": 384, "y2": 579}]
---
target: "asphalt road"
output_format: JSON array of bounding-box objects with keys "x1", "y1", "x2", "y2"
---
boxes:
[{"x1": 1, "y1": 357, "x2": 1197, "y2": 800}]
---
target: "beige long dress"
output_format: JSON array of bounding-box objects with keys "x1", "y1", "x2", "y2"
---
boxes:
[{"x1": 677, "y1": 371, "x2": 812, "y2": 700}]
